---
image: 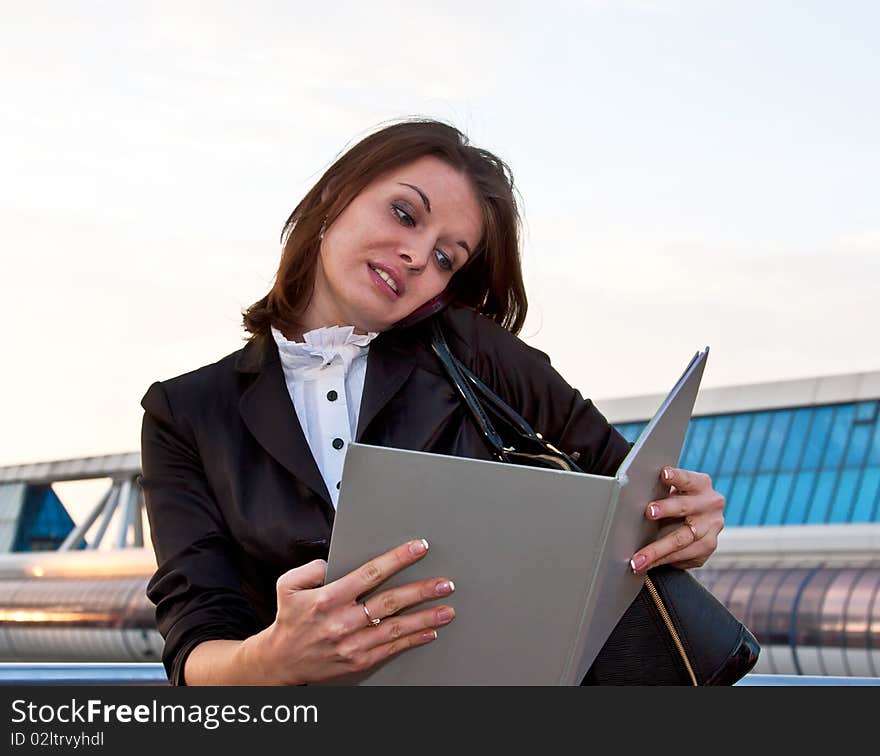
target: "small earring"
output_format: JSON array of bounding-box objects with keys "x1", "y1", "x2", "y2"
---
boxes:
[{"x1": 318, "y1": 217, "x2": 327, "y2": 242}]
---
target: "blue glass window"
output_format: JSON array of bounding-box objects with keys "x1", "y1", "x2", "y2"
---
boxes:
[
  {"x1": 615, "y1": 422, "x2": 645, "y2": 444},
  {"x1": 701, "y1": 416, "x2": 732, "y2": 471},
  {"x1": 742, "y1": 473, "x2": 774, "y2": 525},
  {"x1": 785, "y1": 470, "x2": 816, "y2": 524},
  {"x1": 801, "y1": 406, "x2": 835, "y2": 470},
  {"x1": 829, "y1": 469, "x2": 860, "y2": 523},
  {"x1": 679, "y1": 420, "x2": 698, "y2": 465},
  {"x1": 805, "y1": 469, "x2": 838, "y2": 524},
  {"x1": 764, "y1": 472, "x2": 795, "y2": 525},
  {"x1": 868, "y1": 421, "x2": 880, "y2": 466},
  {"x1": 760, "y1": 410, "x2": 794, "y2": 472},
  {"x1": 739, "y1": 413, "x2": 771, "y2": 474},
  {"x1": 12, "y1": 486, "x2": 75, "y2": 552},
  {"x1": 614, "y1": 396, "x2": 880, "y2": 526},
  {"x1": 851, "y1": 468, "x2": 880, "y2": 522},
  {"x1": 824, "y1": 404, "x2": 855, "y2": 468},
  {"x1": 845, "y1": 424, "x2": 873, "y2": 468},
  {"x1": 713, "y1": 475, "x2": 734, "y2": 504},
  {"x1": 779, "y1": 408, "x2": 813, "y2": 472},
  {"x1": 684, "y1": 418, "x2": 714, "y2": 471},
  {"x1": 725, "y1": 475, "x2": 753, "y2": 527},
  {"x1": 718, "y1": 414, "x2": 751, "y2": 475},
  {"x1": 855, "y1": 401, "x2": 878, "y2": 423}
]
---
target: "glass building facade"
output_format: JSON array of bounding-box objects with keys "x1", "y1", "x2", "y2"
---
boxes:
[
  {"x1": 606, "y1": 375, "x2": 880, "y2": 676},
  {"x1": 614, "y1": 399, "x2": 880, "y2": 527}
]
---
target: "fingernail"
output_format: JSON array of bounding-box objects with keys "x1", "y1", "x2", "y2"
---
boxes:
[
  {"x1": 648, "y1": 504, "x2": 659, "y2": 518},
  {"x1": 421, "y1": 629, "x2": 438, "y2": 642},
  {"x1": 630, "y1": 554, "x2": 648, "y2": 573},
  {"x1": 436, "y1": 607, "x2": 455, "y2": 623},
  {"x1": 409, "y1": 539, "x2": 429, "y2": 556},
  {"x1": 435, "y1": 580, "x2": 455, "y2": 596},
  {"x1": 663, "y1": 468, "x2": 674, "y2": 481}
]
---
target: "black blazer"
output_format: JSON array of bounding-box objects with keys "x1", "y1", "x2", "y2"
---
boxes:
[{"x1": 139, "y1": 305, "x2": 632, "y2": 685}]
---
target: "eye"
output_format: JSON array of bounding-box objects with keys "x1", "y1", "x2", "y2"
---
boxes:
[
  {"x1": 391, "y1": 202, "x2": 415, "y2": 227},
  {"x1": 434, "y1": 249, "x2": 453, "y2": 272},
  {"x1": 391, "y1": 200, "x2": 454, "y2": 272}
]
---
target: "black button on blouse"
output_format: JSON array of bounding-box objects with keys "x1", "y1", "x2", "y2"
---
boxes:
[{"x1": 332, "y1": 437, "x2": 344, "y2": 450}]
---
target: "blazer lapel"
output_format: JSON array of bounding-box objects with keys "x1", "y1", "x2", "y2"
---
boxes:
[
  {"x1": 236, "y1": 334, "x2": 332, "y2": 506},
  {"x1": 356, "y1": 329, "x2": 418, "y2": 441}
]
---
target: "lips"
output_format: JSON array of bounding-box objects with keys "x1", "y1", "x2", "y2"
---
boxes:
[{"x1": 368, "y1": 262, "x2": 404, "y2": 298}]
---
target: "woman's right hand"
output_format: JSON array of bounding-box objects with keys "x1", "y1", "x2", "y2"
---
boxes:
[{"x1": 246, "y1": 538, "x2": 455, "y2": 685}]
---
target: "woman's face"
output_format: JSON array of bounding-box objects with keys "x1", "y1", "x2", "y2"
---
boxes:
[{"x1": 306, "y1": 155, "x2": 483, "y2": 333}]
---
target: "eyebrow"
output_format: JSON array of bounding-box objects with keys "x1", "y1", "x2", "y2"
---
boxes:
[{"x1": 398, "y1": 182, "x2": 473, "y2": 257}]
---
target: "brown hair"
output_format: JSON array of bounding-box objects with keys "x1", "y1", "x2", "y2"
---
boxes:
[{"x1": 242, "y1": 118, "x2": 527, "y2": 337}]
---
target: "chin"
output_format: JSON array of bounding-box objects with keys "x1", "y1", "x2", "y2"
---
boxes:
[{"x1": 351, "y1": 312, "x2": 394, "y2": 334}]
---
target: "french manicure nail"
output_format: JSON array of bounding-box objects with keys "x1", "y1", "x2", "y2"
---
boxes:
[
  {"x1": 648, "y1": 504, "x2": 659, "y2": 518},
  {"x1": 435, "y1": 580, "x2": 455, "y2": 595},
  {"x1": 436, "y1": 607, "x2": 455, "y2": 623},
  {"x1": 409, "y1": 539, "x2": 429, "y2": 556},
  {"x1": 663, "y1": 468, "x2": 673, "y2": 481},
  {"x1": 630, "y1": 554, "x2": 648, "y2": 573},
  {"x1": 421, "y1": 629, "x2": 438, "y2": 641}
]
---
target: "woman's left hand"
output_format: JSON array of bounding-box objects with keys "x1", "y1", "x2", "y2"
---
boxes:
[{"x1": 629, "y1": 466, "x2": 725, "y2": 574}]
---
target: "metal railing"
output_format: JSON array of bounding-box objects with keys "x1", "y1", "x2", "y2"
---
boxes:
[{"x1": 0, "y1": 663, "x2": 169, "y2": 685}]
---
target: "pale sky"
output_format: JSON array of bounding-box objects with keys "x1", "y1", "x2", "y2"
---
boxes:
[{"x1": 2, "y1": 0, "x2": 879, "y2": 471}]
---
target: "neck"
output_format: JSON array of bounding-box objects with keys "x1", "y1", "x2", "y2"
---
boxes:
[
  {"x1": 279, "y1": 318, "x2": 369, "y2": 343},
  {"x1": 297, "y1": 300, "x2": 370, "y2": 339}
]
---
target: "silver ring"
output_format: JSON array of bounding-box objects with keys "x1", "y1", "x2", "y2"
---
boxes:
[
  {"x1": 685, "y1": 518, "x2": 699, "y2": 541},
  {"x1": 362, "y1": 602, "x2": 381, "y2": 627}
]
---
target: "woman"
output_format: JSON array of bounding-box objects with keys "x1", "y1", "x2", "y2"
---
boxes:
[{"x1": 140, "y1": 119, "x2": 725, "y2": 685}]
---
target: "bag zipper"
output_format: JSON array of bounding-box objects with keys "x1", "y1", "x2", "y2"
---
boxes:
[{"x1": 644, "y1": 574, "x2": 698, "y2": 685}]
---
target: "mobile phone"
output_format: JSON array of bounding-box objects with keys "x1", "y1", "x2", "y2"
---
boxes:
[{"x1": 391, "y1": 285, "x2": 456, "y2": 329}]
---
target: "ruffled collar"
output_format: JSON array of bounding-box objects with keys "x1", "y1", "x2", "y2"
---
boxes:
[{"x1": 271, "y1": 325, "x2": 379, "y2": 374}]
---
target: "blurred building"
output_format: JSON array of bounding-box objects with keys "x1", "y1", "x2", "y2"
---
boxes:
[{"x1": 1, "y1": 369, "x2": 879, "y2": 678}]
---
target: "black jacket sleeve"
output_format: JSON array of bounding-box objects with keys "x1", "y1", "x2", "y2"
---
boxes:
[
  {"x1": 443, "y1": 307, "x2": 632, "y2": 476},
  {"x1": 139, "y1": 381, "x2": 261, "y2": 685}
]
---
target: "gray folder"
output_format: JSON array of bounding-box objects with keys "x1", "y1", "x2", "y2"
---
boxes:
[{"x1": 322, "y1": 347, "x2": 709, "y2": 685}]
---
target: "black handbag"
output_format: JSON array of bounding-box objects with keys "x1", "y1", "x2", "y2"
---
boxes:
[{"x1": 429, "y1": 318, "x2": 760, "y2": 685}]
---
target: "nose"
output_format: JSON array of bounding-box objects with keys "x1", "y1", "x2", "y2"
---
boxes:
[{"x1": 398, "y1": 247, "x2": 429, "y2": 272}]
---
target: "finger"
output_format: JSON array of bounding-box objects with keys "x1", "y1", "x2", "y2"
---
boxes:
[
  {"x1": 350, "y1": 577, "x2": 456, "y2": 633},
  {"x1": 353, "y1": 603, "x2": 456, "y2": 651},
  {"x1": 645, "y1": 494, "x2": 693, "y2": 520},
  {"x1": 659, "y1": 467, "x2": 710, "y2": 494},
  {"x1": 321, "y1": 538, "x2": 430, "y2": 606},
  {"x1": 276, "y1": 559, "x2": 328, "y2": 594},
  {"x1": 358, "y1": 626, "x2": 443, "y2": 670},
  {"x1": 630, "y1": 521, "x2": 701, "y2": 574},
  {"x1": 651, "y1": 536, "x2": 716, "y2": 570}
]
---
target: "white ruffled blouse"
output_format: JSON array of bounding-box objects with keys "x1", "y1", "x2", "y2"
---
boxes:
[{"x1": 271, "y1": 325, "x2": 379, "y2": 509}]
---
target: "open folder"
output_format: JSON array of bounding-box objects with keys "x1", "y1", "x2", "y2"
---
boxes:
[{"x1": 322, "y1": 347, "x2": 709, "y2": 685}]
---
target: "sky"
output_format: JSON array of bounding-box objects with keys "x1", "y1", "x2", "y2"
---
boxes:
[{"x1": 2, "y1": 0, "x2": 879, "y2": 474}]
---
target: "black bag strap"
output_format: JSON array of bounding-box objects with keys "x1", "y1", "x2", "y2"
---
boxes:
[
  {"x1": 429, "y1": 318, "x2": 510, "y2": 462},
  {"x1": 452, "y1": 356, "x2": 542, "y2": 442}
]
